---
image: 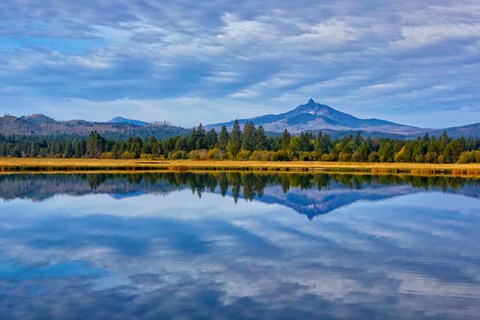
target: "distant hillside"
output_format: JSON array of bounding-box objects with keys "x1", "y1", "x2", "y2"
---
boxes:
[
  {"x1": 0, "y1": 114, "x2": 189, "y2": 139},
  {"x1": 206, "y1": 99, "x2": 480, "y2": 138},
  {"x1": 2, "y1": 99, "x2": 480, "y2": 139},
  {"x1": 109, "y1": 117, "x2": 148, "y2": 127},
  {"x1": 430, "y1": 123, "x2": 480, "y2": 139}
]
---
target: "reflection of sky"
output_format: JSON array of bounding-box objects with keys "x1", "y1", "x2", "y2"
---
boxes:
[{"x1": 0, "y1": 190, "x2": 480, "y2": 319}]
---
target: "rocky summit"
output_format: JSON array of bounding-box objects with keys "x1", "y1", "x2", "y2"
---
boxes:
[{"x1": 206, "y1": 99, "x2": 480, "y2": 138}]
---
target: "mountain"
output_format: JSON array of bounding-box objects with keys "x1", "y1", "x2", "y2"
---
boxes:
[
  {"x1": 430, "y1": 122, "x2": 480, "y2": 139},
  {"x1": 109, "y1": 117, "x2": 148, "y2": 127},
  {"x1": 206, "y1": 99, "x2": 480, "y2": 138},
  {"x1": 206, "y1": 99, "x2": 424, "y2": 135},
  {"x1": 2, "y1": 99, "x2": 480, "y2": 139},
  {"x1": 0, "y1": 114, "x2": 189, "y2": 139}
]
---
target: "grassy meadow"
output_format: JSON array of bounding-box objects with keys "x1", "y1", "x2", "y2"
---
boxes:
[{"x1": 1, "y1": 158, "x2": 480, "y2": 177}]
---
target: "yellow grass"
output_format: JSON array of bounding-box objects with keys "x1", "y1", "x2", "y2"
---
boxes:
[{"x1": 1, "y1": 158, "x2": 480, "y2": 177}]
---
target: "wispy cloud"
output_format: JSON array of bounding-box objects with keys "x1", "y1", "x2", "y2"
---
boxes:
[{"x1": 0, "y1": 0, "x2": 479, "y2": 127}]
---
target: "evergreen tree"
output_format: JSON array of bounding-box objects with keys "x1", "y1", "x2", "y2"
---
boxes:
[
  {"x1": 299, "y1": 132, "x2": 313, "y2": 152},
  {"x1": 86, "y1": 131, "x2": 105, "y2": 158},
  {"x1": 205, "y1": 128, "x2": 218, "y2": 149},
  {"x1": 218, "y1": 126, "x2": 229, "y2": 150},
  {"x1": 228, "y1": 119, "x2": 242, "y2": 156},
  {"x1": 279, "y1": 129, "x2": 291, "y2": 150},
  {"x1": 241, "y1": 122, "x2": 256, "y2": 151},
  {"x1": 255, "y1": 125, "x2": 268, "y2": 150},
  {"x1": 195, "y1": 124, "x2": 206, "y2": 149}
]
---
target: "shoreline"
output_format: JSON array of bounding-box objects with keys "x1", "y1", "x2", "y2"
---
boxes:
[{"x1": 1, "y1": 158, "x2": 480, "y2": 177}]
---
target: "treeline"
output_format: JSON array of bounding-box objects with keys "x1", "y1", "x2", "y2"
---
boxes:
[
  {"x1": 1, "y1": 120, "x2": 480, "y2": 163},
  {"x1": 82, "y1": 172, "x2": 480, "y2": 197},
  {"x1": 2, "y1": 172, "x2": 479, "y2": 203}
]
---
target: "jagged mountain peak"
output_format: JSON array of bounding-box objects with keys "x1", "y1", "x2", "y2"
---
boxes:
[
  {"x1": 205, "y1": 99, "x2": 426, "y2": 136},
  {"x1": 294, "y1": 99, "x2": 335, "y2": 115}
]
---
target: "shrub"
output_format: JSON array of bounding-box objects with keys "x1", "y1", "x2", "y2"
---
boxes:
[
  {"x1": 207, "y1": 148, "x2": 223, "y2": 160},
  {"x1": 368, "y1": 152, "x2": 379, "y2": 162},
  {"x1": 437, "y1": 154, "x2": 445, "y2": 163},
  {"x1": 309, "y1": 151, "x2": 321, "y2": 161},
  {"x1": 121, "y1": 151, "x2": 135, "y2": 159},
  {"x1": 457, "y1": 151, "x2": 480, "y2": 163},
  {"x1": 424, "y1": 152, "x2": 437, "y2": 163},
  {"x1": 236, "y1": 150, "x2": 250, "y2": 161},
  {"x1": 101, "y1": 152, "x2": 113, "y2": 159},
  {"x1": 320, "y1": 153, "x2": 335, "y2": 162},
  {"x1": 250, "y1": 150, "x2": 271, "y2": 161},
  {"x1": 140, "y1": 153, "x2": 153, "y2": 160},
  {"x1": 339, "y1": 151, "x2": 351, "y2": 162},
  {"x1": 189, "y1": 149, "x2": 208, "y2": 160},
  {"x1": 170, "y1": 151, "x2": 189, "y2": 160},
  {"x1": 270, "y1": 150, "x2": 290, "y2": 161},
  {"x1": 299, "y1": 151, "x2": 312, "y2": 161}
]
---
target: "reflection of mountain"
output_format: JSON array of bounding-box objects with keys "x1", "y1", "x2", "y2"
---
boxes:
[
  {"x1": 0, "y1": 174, "x2": 182, "y2": 202},
  {"x1": 1, "y1": 173, "x2": 479, "y2": 218},
  {"x1": 256, "y1": 183, "x2": 480, "y2": 219},
  {"x1": 252, "y1": 184, "x2": 417, "y2": 219}
]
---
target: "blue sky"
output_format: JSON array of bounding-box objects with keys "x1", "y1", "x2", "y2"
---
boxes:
[{"x1": 0, "y1": 0, "x2": 479, "y2": 128}]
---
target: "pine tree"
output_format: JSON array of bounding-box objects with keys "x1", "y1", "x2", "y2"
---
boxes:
[
  {"x1": 86, "y1": 131, "x2": 105, "y2": 158},
  {"x1": 255, "y1": 125, "x2": 267, "y2": 150},
  {"x1": 241, "y1": 122, "x2": 256, "y2": 151},
  {"x1": 218, "y1": 126, "x2": 229, "y2": 150},
  {"x1": 228, "y1": 120, "x2": 242, "y2": 156},
  {"x1": 195, "y1": 124, "x2": 206, "y2": 149},
  {"x1": 280, "y1": 129, "x2": 290, "y2": 150},
  {"x1": 230, "y1": 120, "x2": 242, "y2": 146},
  {"x1": 205, "y1": 128, "x2": 218, "y2": 149}
]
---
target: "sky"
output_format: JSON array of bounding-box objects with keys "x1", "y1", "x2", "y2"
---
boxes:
[{"x1": 0, "y1": 0, "x2": 479, "y2": 128}]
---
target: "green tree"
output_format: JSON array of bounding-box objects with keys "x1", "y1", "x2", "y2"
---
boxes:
[
  {"x1": 352, "y1": 142, "x2": 371, "y2": 162},
  {"x1": 86, "y1": 131, "x2": 105, "y2": 158},
  {"x1": 241, "y1": 122, "x2": 256, "y2": 151},
  {"x1": 218, "y1": 126, "x2": 229, "y2": 150},
  {"x1": 195, "y1": 124, "x2": 206, "y2": 149},
  {"x1": 205, "y1": 128, "x2": 218, "y2": 149},
  {"x1": 279, "y1": 129, "x2": 291, "y2": 150},
  {"x1": 378, "y1": 143, "x2": 393, "y2": 162},
  {"x1": 299, "y1": 132, "x2": 313, "y2": 152},
  {"x1": 228, "y1": 120, "x2": 242, "y2": 156},
  {"x1": 255, "y1": 125, "x2": 268, "y2": 150}
]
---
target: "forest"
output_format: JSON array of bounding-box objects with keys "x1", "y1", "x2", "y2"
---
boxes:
[
  {"x1": 1, "y1": 172, "x2": 479, "y2": 203},
  {"x1": 1, "y1": 120, "x2": 480, "y2": 164}
]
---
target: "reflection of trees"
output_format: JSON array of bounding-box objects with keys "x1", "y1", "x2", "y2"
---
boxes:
[
  {"x1": 87, "y1": 174, "x2": 108, "y2": 189},
  {"x1": 1, "y1": 173, "x2": 480, "y2": 202}
]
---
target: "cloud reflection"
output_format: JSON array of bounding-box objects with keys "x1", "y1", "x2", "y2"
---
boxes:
[{"x1": 0, "y1": 174, "x2": 479, "y2": 319}]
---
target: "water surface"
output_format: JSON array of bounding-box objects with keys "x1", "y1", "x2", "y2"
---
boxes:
[{"x1": 1, "y1": 173, "x2": 479, "y2": 319}]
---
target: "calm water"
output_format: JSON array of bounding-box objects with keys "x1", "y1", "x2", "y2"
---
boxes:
[{"x1": 1, "y1": 173, "x2": 480, "y2": 319}]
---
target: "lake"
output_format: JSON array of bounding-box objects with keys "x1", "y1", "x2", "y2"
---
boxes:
[{"x1": 1, "y1": 173, "x2": 479, "y2": 319}]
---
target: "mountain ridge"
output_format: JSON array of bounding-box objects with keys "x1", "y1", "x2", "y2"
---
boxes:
[
  {"x1": 205, "y1": 99, "x2": 480, "y2": 138},
  {"x1": 206, "y1": 99, "x2": 427, "y2": 136},
  {"x1": 108, "y1": 117, "x2": 148, "y2": 127},
  {"x1": 2, "y1": 99, "x2": 479, "y2": 138},
  {"x1": 0, "y1": 114, "x2": 188, "y2": 139}
]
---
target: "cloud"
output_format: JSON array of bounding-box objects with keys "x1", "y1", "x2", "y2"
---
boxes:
[
  {"x1": 0, "y1": 0, "x2": 479, "y2": 127},
  {"x1": 391, "y1": 23, "x2": 480, "y2": 50}
]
